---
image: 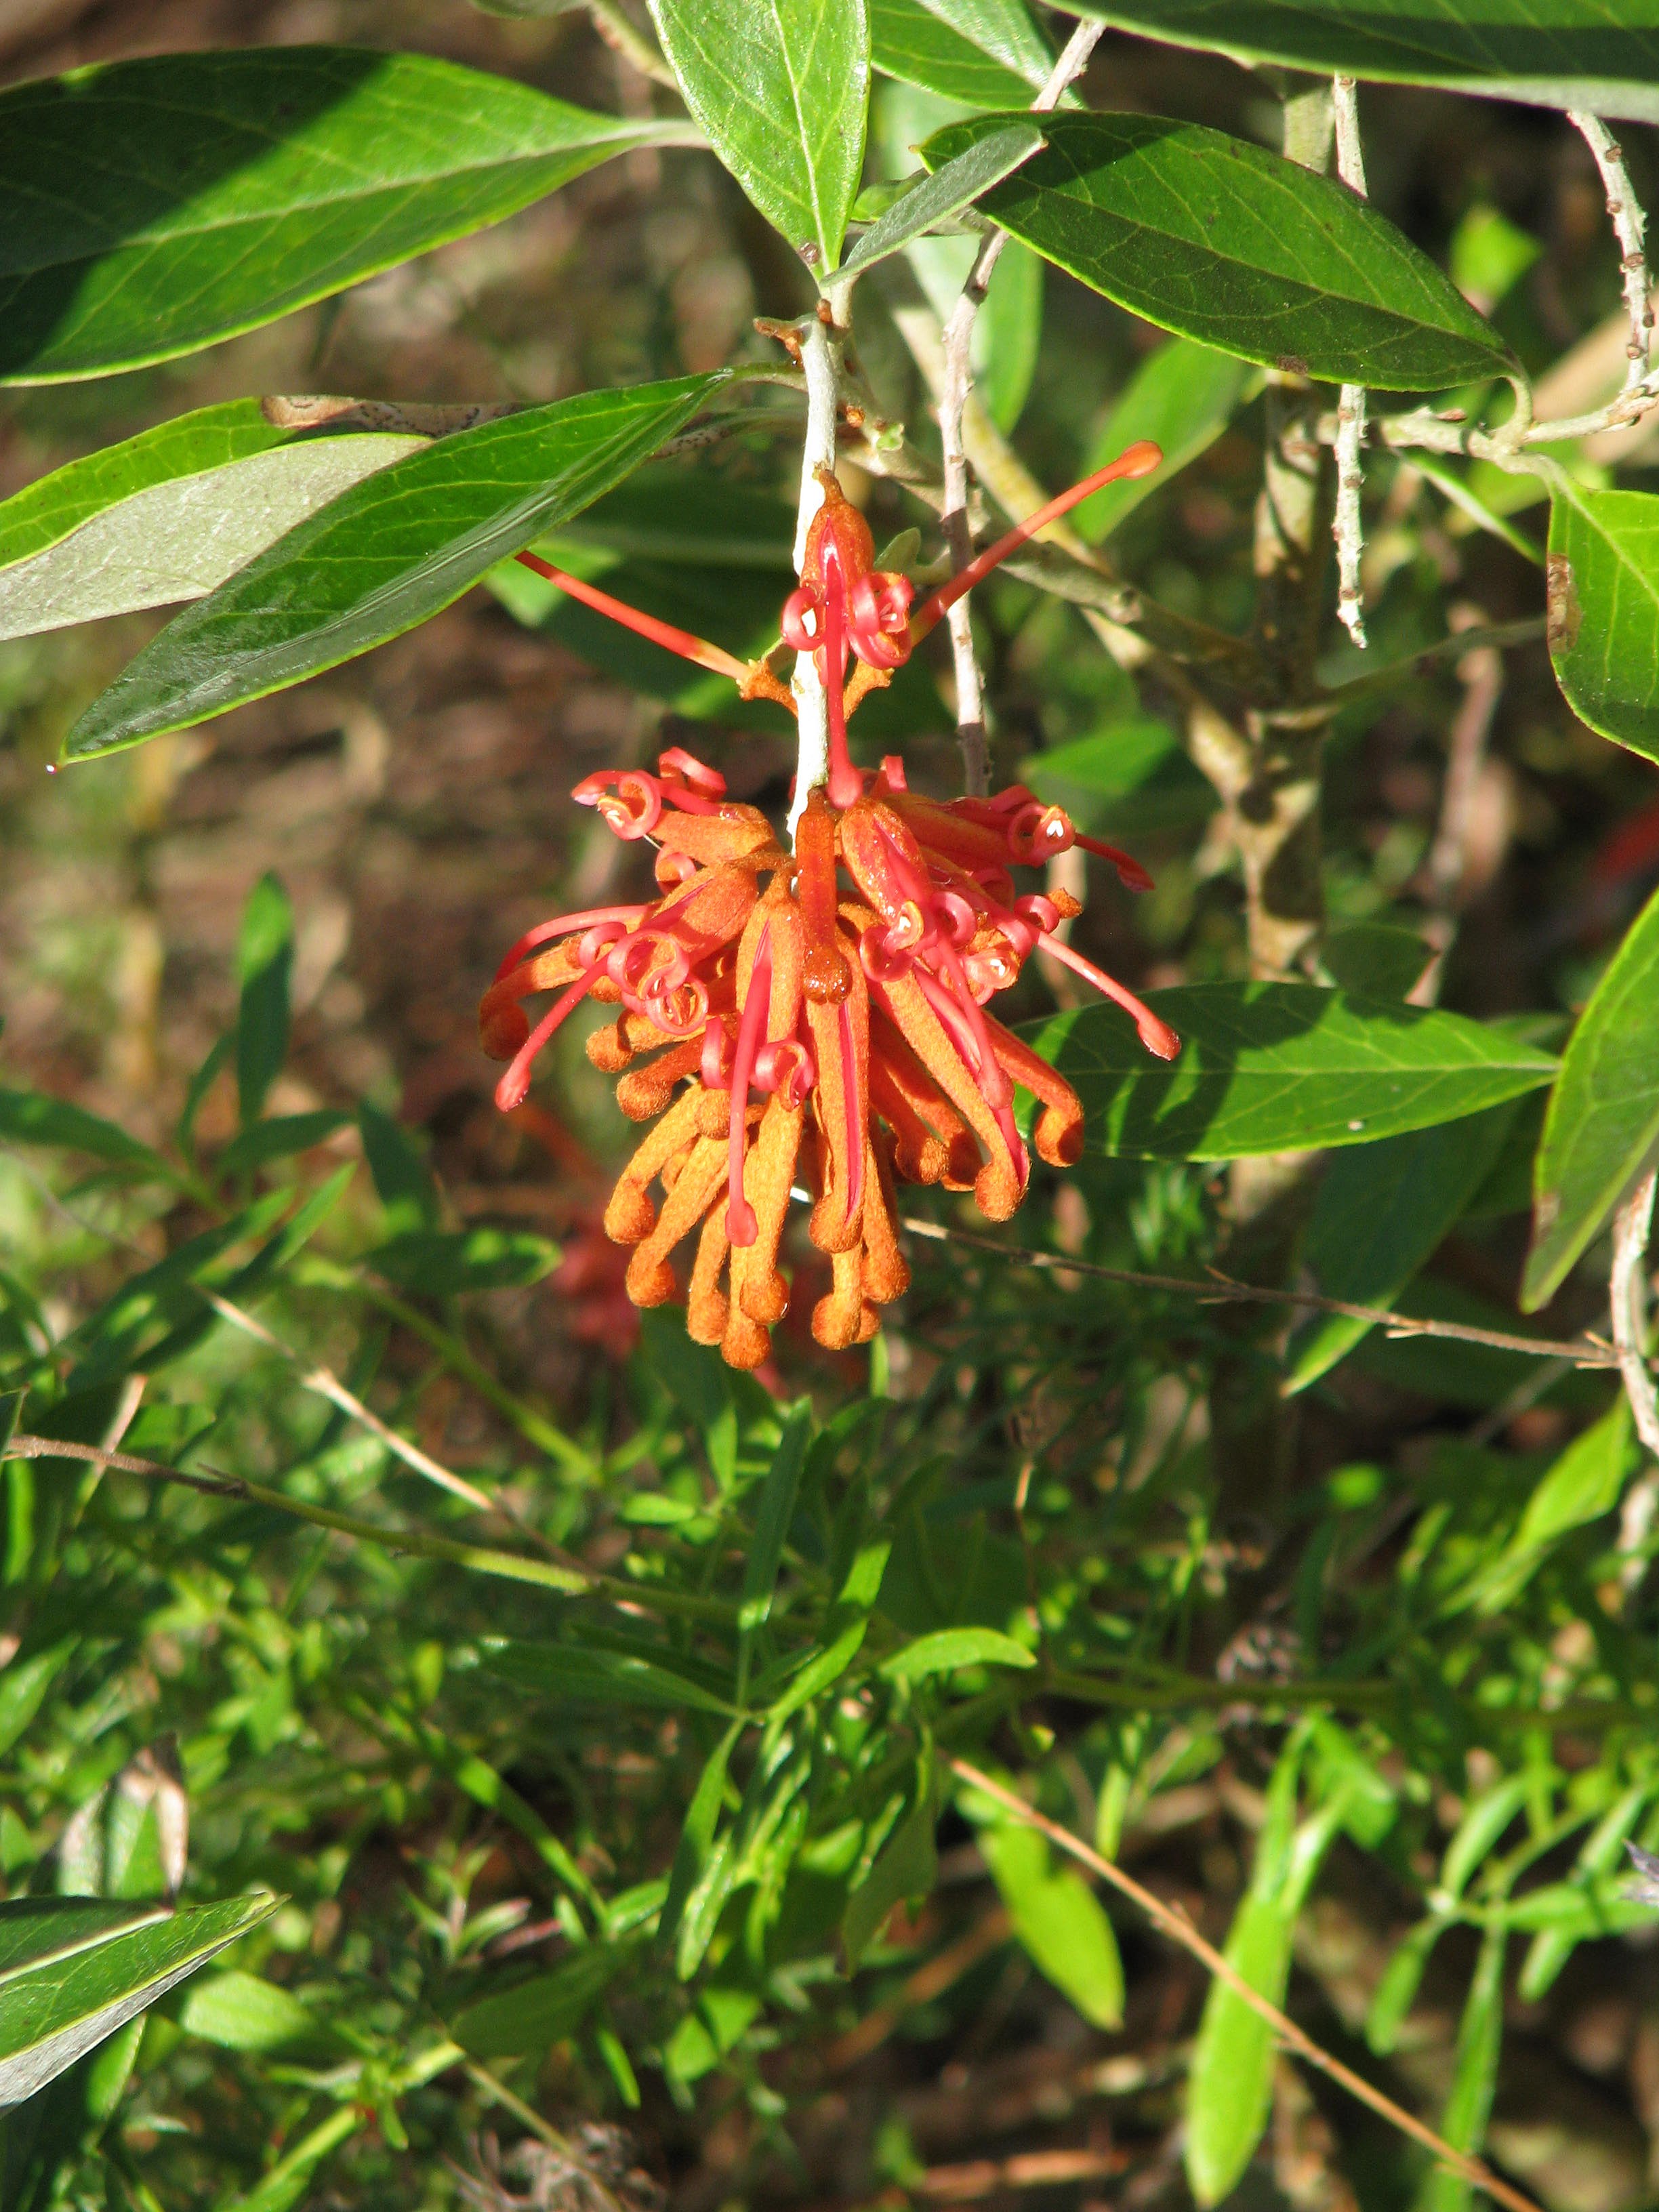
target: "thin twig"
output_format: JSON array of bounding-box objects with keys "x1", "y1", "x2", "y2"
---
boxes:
[
  {"x1": 0, "y1": 1434, "x2": 733, "y2": 1622},
  {"x1": 1569, "y1": 113, "x2": 1652, "y2": 393},
  {"x1": 897, "y1": 1214, "x2": 1622, "y2": 1368},
  {"x1": 202, "y1": 1289, "x2": 496, "y2": 1515},
  {"x1": 583, "y1": 0, "x2": 678, "y2": 90},
  {"x1": 949, "y1": 1760, "x2": 1548, "y2": 2212},
  {"x1": 1331, "y1": 79, "x2": 1369, "y2": 647},
  {"x1": 936, "y1": 18, "x2": 1105, "y2": 794}
]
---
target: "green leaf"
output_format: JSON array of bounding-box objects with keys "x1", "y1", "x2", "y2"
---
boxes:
[
  {"x1": 63, "y1": 375, "x2": 726, "y2": 759},
  {"x1": 922, "y1": 112, "x2": 1516, "y2": 388},
  {"x1": 0, "y1": 1892, "x2": 280, "y2": 2107},
  {"x1": 1028, "y1": 984, "x2": 1557, "y2": 1161},
  {"x1": 1473, "y1": 1401, "x2": 1637, "y2": 1614},
  {"x1": 0, "y1": 403, "x2": 426, "y2": 641},
  {"x1": 843, "y1": 1774, "x2": 939, "y2": 1967},
  {"x1": 648, "y1": 0, "x2": 869, "y2": 269},
  {"x1": 976, "y1": 237, "x2": 1042, "y2": 432},
  {"x1": 0, "y1": 48, "x2": 697, "y2": 384},
  {"x1": 1367, "y1": 1915, "x2": 1447, "y2": 2055},
  {"x1": 368, "y1": 1228, "x2": 560, "y2": 1296},
  {"x1": 981, "y1": 1824, "x2": 1124, "y2": 2028},
  {"x1": 1523, "y1": 880, "x2": 1659, "y2": 1308},
  {"x1": 1186, "y1": 1758, "x2": 1345, "y2": 2205},
  {"x1": 1441, "y1": 1775, "x2": 1531, "y2": 1902},
  {"x1": 840, "y1": 123, "x2": 1044, "y2": 281},
  {"x1": 1073, "y1": 337, "x2": 1252, "y2": 542},
  {"x1": 1285, "y1": 1103, "x2": 1518, "y2": 1393},
  {"x1": 1021, "y1": 718, "x2": 1216, "y2": 840},
  {"x1": 215, "y1": 1110, "x2": 349, "y2": 1182},
  {"x1": 658, "y1": 1723, "x2": 744, "y2": 1957},
  {"x1": 481, "y1": 1639, "x2": 738, "y2": 1716},
  {"x1": 1417, "y1": 1924, "x2": 1505, "y2": 2212},
  {"x1": 878, "y1": 1627, "x2": 1036, "y2": 1681},
  {"x1": 1319, "y1": 922, "x2": 1435, "y2": 1001},
  {"x1": 451, "y1": 1945, "x2": 627, "y2": 2059},
  {"x1": 1547, "y1": 487, "x2": 1659, "y2": 763},
  {"x1": 871, "y1": 0, "x2": 1055, "y2": 106},
  {"x1": 737, "y1": 1404, "x2": 813, "y2": 1702},
  {"x1": 237, "y1": 875, "x2": 292, "y2": 1128},
  {"x1": 176, "y1": 1969, "x2": 320, "y2": 2054},
  {"x1": 0, "y1": 1089, "x2": 172, "y2": 1179},
  {"x1": 357, "y1": 1103, "x2": 439, "y2": 1235},
  {"x1": 1069, "y1": 2, "x2": 1659, "y2": 129}
]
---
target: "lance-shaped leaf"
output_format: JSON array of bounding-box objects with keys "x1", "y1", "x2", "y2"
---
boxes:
[
  {"x1": 1523, "y1": 881, "x2": 1659, "y2": 1308},
  {"x1": 649, "y1": 0, "x2": 869, "y2": 270},
  {"x1": 0, "y1": 1892, "x2": 281, "y2": 2106},
  {"x1": 839, "y1": 123, "x2": 1045, "y2": 280},
  {"x1": 1068, "y1": 2, "x2": 1659, "y2": 130},
  {"x1": 63, "y1": 373, "x2": 726, "y2": 760},
  {"x1": 871, "y1": 0, "x2": 1056, "y2": 108},
  {"x1": 1027, "y1": 985, "x2": 1557, "y2": 1161},
  {"x1": 922, "y1": 111, "x2": 1517, "y2": 388},
  {"x1": 0, "y1": 48, "x2": 699, "y2": 384},
  {"x1": 1547, "y1": 486, "x2": 1659, "y2": 764},
  {"x1": 0, "y1": 402, "x2": 432, "y2": 642}
]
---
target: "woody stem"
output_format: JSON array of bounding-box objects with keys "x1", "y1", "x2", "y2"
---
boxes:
[{"x1": 788, "y1": 312, "x2": 841, "y2": 845}]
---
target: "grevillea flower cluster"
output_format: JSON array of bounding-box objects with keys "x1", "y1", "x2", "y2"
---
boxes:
[{"x1": 482, "y1": 442, "x2": 1180, "y2": 1368}]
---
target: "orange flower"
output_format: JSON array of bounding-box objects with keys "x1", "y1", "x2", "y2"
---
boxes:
[{"x1": 484, "y1": 445, "x2": 1180, "y2": 1366}]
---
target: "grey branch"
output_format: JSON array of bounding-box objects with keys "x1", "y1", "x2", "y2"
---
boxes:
[
  {"x1": 1570, "y1": 112, "x2": 1652, "y2": 394},
  {"x1": 1331, "y1": 78, "x2": 1369, "y2": 647}
]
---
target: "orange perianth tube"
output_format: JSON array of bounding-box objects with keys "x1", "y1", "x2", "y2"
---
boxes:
[
  {"x1": 868, "y1": 1051, "x2": 949, "y2": 1183},
  {"x1": 725, "y1": 926, "x2": 774, "y2": 1247},
  {"x1": 731, "y1": 1096, "x2": 803, "y2": 1326},
  {"x1": 869, "y1": 1008, "x2": 980, "y2": 1181},
  {"x1": 625, "y1": 1134, "x2": 729, "y2": 1307},
  {"x1": 804, "y1": 944, "x2": 869, "y2": 1253},
  {"x1": 615, "y1": 1036, "x2": 705, "y2": 1121},
  {"x1": 604, "y1": 1088, "x2": 706, "y2": 1244},
  {"x1": 515, "y1": 551, "x2": 751, "y2": 683},
  {"x1": 860, "y1": 1138, "x2": 909, "y2": 1306},
  {"x1": 874, "y1": 967, "x2": 1023, "y2": 1221},
  {"x1": 883, "y1": 792, "x2": 1010, "y2": 875},
  {"x1": 909, "y1": 441, "x2": 1164, "y2": 644},
  {"x1": 813, "y1": 1241, "x2": 869, "y2": 1351},
  {"x1": 796, "y1": 788, "x2": 850, "y2": 1002},
  {"x1": 654, "y1": 808, "x2": 781, "y2": 866},
  {"x1": 985, "y1": 1021, "x2": 1086, "y2": 1168},
  {"x1": 687, "y1": 1197, "x2": 731, "y2": 1346},
  {"x1": 837, "y1": 797, "x2": 929, "y2": 933}
]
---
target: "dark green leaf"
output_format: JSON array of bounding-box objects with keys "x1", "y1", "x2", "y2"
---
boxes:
[
  {"x1": 236, "y1": 875, "x2": 292, "y2": 1128},
  {"x1": 737, "y1": 1403, "x2": 813, "y2": 1701},
  {"x1": 1472, "y1": 1401, "x2": 1637, "y2": 1614},
  {"x1": 216, "y1": 1111, "x2": 348, "y2": 1182},
  {"x1": 0, "y1": 49, "x2": 697, "y2": 384},
  {"x1": 840, "y1": 124, "x2": 1044, "y2": 280},
  {"x1": 369, "y1": 1228, "x2": 560, "y2": 1296},
  {"x1": 1419, "y1": 1923, "x2": 1505, "y2": 2212},
  {"x1": 1286, "y1": 1103, "x2": 1518, "y2": 1392},
  {"x1": 1367, "y1": 1915, "x2": 1446, "y2": 2055},
  {"x1": 1519, "y1": 1788, "x2": 1651, "y2": 1997},
  {"x1": 63, "y1": 375, "x2": 727, "y2": 758},
  {"x1": 1319, "y1": 923, "x2": 1435, "y2": 1001},
  {"x1": 0, "y1": 1893, "x2": 280, "y2": 2106},
  {"x1": 1523, "y1": 882, "x2": 1659, "y2": 1308},
  {"x1": 871, "y1": 0, "x2": 1055, "y2": 106},
  {"x1": 481, "y1": 1639, "x2": 738, "y2": 1715},
  {"x1": 0, "y1": 1643, "x2": 78, "y2": 1763},
  {"x1": 0, "y1": 1090, "x2": 172, "y2": 1178},
  {"x1": 878, "y1": 1626, "x2": 1036, "y2": 1681},
  {"x1": 451, "y1": 1945, "x2": 626, "y2": 2058},
  {"x1": 176, "y1": 1970, "x2": 321, "y2": 2054},
  {"x1": 1547, "y1": 487, "x2": 1659, "y2": 763},
  {"x1": 1028, "y1": 984, "x2": 1557, "y2": 1161},
  {"x1": 357, "y1": 1103, "x2": 439, "y2": 1235},
  {"x1": 658, "y1": 1723, "x2": 743, "y2": 1957},
  {"x1": 922, "y1": 112, "x2": 1517, "y2": 388},
  {"x1": 1070, "y1": 2, "x2": 1659, "y2": 129},
  {"x1": 0, "y1": 403, "x2": 426, "y2": 640},
  {"x1": 981, "y1": 1823, "x2": 1124, "y2": 2027},
  {"x1": 1074, "y1": 338, "x2": 1251, "y2": 542},
  {"x1": 648, "y1": 0, "x2": 869, "y2": 268},
  {"x1": 843, "y1": 1777, "x2": 938, "y2": 1967}
]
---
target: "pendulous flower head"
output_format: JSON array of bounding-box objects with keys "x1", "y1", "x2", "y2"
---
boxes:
[{"x1": 483, "y1": 440, "x2": 1179, "y2": 1367}]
